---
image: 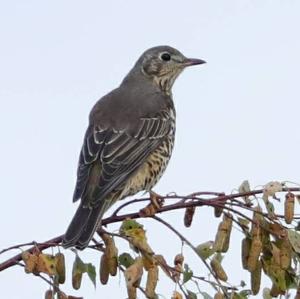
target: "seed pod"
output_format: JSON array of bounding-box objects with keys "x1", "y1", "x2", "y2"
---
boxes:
[
  {"x1": 44, "y1": 289, "x2": 54, "y2": 299},
  {"x1": 271, "y1": 243, "x2": 281, "y2": 265},
  {"x1": 184, "y1": 206, "x2": 195, "y2": 227},
  {"x1": 221, "y1": 218, "x2": 233, "y2": 253},
  {"x1": 145, "y1": 265, "x2": 158, "y2": 299},
  {"x1": 57, "y1": 291, "x2": 68, "y2": 299},
  {"x1": 101, "y1": 233, "x2": 118, "y2": 276},
  {"x1": 99, "y1": 253, "x2": 109, "y2": 285},
  {"x1": 241, "y1": 237, "x2": 251, "y2": 270},
  {"x1": 279, "y1": 239, "x2": 292, "y2": 270},
  {"x1": 72, "y1": 271, "x2": 82, "y2": 290},
  {"x1": 172, "y1": 254, "x2": 184, "y2": 282},
  {"x1": 174, "y1": 253, "x2": 184, "y2": 265},
  {"x1": 210, "y1": 256, "x2": 228, "y2": 281},
  {"x1": 214, "y1": 206, "x2": 223, "y2": 218},
  {"x1": 284, "y1": 192, "x2": 295, "y2": 224},
  {"x1": 213, "y1": 214, "x2": 232, "y2": 252},
  {"x1": 251, "y1": 260, "x2": 262, "y2": 295},
  {"x1": 247, "y1": 237, "x2": 262, "y2": 272},
  {"x1": 172, "y1": 291, "x2": 183, "y2": 299},
  {"x1": 214, "y1": 292, "x2": 224, "y2": 299},
  {"x1": 55, "y1": 253, "x2": 66, "y2": 284},
  {"x1": 250, "y1": 206, "x2": 263, "y2": 238}
]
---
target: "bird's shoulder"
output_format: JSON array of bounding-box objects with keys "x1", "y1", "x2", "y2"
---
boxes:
[{"x1": 89, "y1": 81, "x2": 175, "y2": 134}]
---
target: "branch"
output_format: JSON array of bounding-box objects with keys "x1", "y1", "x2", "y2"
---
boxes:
[{"x1": 1, "y1": 186, "x2": 299, "y2": 272}]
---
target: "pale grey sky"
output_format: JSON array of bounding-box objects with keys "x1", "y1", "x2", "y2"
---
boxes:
[{"x1": 1, "y1": 1, "x2": 300, "y2": 298}]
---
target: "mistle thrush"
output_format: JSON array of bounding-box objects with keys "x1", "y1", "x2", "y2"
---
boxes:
[{"x1": 63, "y1": 46, "x2": 205, "y2": 249}]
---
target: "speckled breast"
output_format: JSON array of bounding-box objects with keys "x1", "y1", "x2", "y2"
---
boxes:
[{"x1": 122, "y1": 111, "x2": 176, "y2": 197}]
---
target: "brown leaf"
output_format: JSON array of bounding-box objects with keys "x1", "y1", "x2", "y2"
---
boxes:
[{"x1": 22, "y1": 251, "x2": 38, "y2": 274}]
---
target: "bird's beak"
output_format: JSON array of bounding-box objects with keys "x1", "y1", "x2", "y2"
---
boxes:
[{"x1": 183, "y1": 58, "x2": 206, "y2": 67}]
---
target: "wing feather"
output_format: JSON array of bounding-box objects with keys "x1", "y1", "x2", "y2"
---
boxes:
[{"x1": 73, "y1": 109, "x2": 174, "y2": 206}]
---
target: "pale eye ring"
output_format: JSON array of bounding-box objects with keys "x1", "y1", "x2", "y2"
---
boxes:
[{"x1": 160, "y1": 52, "x2": 171, "y2": 61}]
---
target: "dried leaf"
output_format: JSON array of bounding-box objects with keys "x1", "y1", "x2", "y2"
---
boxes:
[
  {"x1": 238, "y1": 180, "x2": 251, "y2": 204},
  {"x1": 263, "y1": 181, "x2": 283, "y2": 198},
  {"x1": 125, "y1": 258, "x2": 144, "y2": 299},
  {"x1": 288, "y1": 229, "x2": 300, "y2": 253},
  {"x1": 120, "y1": 219, "x2": 143, "y2": 232},
  {"x1": 154, "y1": 254, "x2": 174, "y2": 281},
  {"x1": 22, "y1": 251, "x2": 38, "y2": 274},
  {"x1": 37, "y1": 253, "x2": 57, "y2": 275},
  {"x1": 120, "y1": 220, "x2": 154, "y2": 261},
  {"x1": 145, "y1": 265, "x2": 158, "y2": 298}
]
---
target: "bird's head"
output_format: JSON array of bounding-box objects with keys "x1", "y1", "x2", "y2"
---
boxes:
[{"x1": 137, "y1": 45, "x2": 206, "y2": 93}]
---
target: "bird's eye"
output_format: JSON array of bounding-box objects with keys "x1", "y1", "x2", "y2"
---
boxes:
[{"x1": 160, "y1": 52, "x2": 171, "y2": 61}]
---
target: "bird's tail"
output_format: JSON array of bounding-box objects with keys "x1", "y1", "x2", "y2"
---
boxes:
[{"x1": 62, "y1": 199, "x2": 112, "y2": 250}]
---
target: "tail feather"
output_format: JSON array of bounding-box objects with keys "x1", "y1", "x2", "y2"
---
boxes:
[{"x1": 62, "y1": 201, "x2": 108, "y2": 249}]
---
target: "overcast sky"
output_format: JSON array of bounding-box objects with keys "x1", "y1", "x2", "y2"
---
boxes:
[{"x1": 1, "y1": 1, "x2": 300, "y2": 298}]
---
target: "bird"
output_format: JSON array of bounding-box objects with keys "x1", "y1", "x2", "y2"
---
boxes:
[{"x1": 62, "y1": 45, "x2": 206, "y2": 249}]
